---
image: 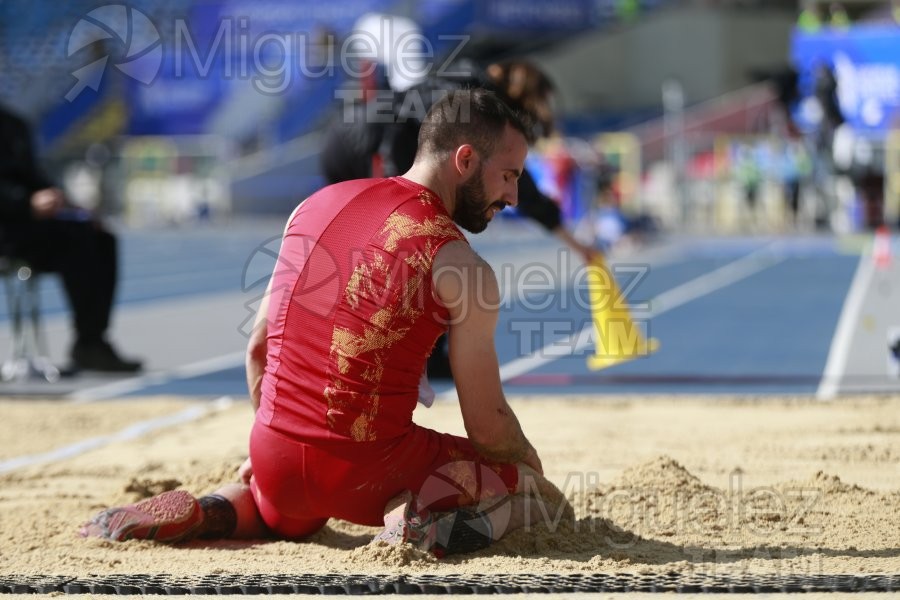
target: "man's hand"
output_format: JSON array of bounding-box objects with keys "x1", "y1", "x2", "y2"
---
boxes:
[
  {"x1": 238, "y1": 457, "x2": 253, "y2": 484},
  {"x1": 30, "y1": 188, "x2": 64, "y2": 219}
]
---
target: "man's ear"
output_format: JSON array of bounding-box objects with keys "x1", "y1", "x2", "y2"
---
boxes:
[{"x1": 453, "y1": 144, "x2": 479, "y2": 179}]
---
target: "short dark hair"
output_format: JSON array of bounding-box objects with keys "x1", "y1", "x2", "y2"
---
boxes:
[{"x1": 416, "y1": 88, "x2": 531, "y2": 163}]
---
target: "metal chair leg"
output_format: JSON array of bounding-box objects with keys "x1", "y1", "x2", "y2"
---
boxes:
[
  {"x1": 2, "y1": 263, "x2": 59, "y2": 383},
  {"x1": 25, "y1": 270, "x2": 59, "y2": 382},
  {"x1": 1, "y1": 269, "x2": 28, "y2": 381}
]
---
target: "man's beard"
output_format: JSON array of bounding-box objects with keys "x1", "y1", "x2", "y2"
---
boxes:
[{"x1": 452, "y1": 166, "x2": 507, "y2": 234}]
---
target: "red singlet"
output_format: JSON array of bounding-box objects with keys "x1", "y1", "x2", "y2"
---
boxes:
[{"x1": 250, "y1": 178, "x2": 518, "y2": 538}]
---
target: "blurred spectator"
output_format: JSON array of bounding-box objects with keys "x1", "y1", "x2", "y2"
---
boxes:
[
  {"x1": 733, "y1": 143, "x2": 764, "y2": 229},
  {"x1": 593, "y1": 170, "x2": 629, "y2": 252},
  {"x1": 812, "y1": 64, "x2": 844, "y2": 166},
  {"x1": 592, "y1": 167, "x2": 658, "y2": 253},
  {"x1": 797, "y1": 0, "x2": 823, "y2": 32},
  {"x1": 0, "y1": 104, "x2": 142, "y2": 373},
  {"x1": 828, "y1": 3, "x2": 850, "y2": 28},
  {"x1": 777, "y1": 139, "x2": 812, "y2": 228}
]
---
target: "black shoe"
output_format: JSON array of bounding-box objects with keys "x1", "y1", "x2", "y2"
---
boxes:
[{"x1": 72, "y1": 341, "x2": 143, "y2": 373}]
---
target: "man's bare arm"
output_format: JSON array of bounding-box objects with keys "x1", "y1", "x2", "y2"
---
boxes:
[
  {"x1": 434, "y1": 241, "x2": 542, "y2": 473},
  {"x1": 245, "y1": 280, "x2": 271, "y2": 413}
]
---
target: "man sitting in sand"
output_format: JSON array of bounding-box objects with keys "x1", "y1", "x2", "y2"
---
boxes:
[{"x1": 81, "y1": 89, "x2": 570, "y2": 557}]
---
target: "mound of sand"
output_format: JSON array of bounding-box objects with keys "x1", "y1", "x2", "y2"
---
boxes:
[{"x1": 610, "y1": 455, "x2": 709, "y2": 492}]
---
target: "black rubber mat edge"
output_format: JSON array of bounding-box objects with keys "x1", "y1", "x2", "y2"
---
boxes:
[{"x1": 0, "y1": 573, "x2": 897, "y2": 594}]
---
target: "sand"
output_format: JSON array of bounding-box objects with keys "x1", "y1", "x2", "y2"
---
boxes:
[{"x1": 0, "y1": 395, "x2": 898, "y2": 579}]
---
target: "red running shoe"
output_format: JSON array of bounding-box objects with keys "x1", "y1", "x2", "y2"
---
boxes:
[{"x1": 80, "y1": 490, "x2": 203, "y2": 543}]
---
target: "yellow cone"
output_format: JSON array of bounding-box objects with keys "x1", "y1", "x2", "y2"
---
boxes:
[{"x1": 586, "y1": 257, "x2": 660, "y2": 370}]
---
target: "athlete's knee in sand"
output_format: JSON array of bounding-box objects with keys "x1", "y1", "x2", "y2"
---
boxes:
[{"x1": 210, "y1": 483, "x2": 268, "y2": 539}]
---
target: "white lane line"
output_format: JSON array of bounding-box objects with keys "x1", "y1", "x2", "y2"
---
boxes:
[
  {"x1": 0, "y1": 397, "x2": 234, "y2": 475},
  {"x1": 643, "y1": 247, "x2": 785, "y2": 317},
  {"x1": 816, "y1": 254, "x2": 873, "y2": 400},
  {"x1": 453, "y1": 243, "x2": 787, "y2": 394},
  {"x1": 68, "y1": 351, "x2": 247, "y2": 403}
]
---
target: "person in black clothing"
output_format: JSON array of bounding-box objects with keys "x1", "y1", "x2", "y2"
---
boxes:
[
  {"x1": 0, "y1": 104, "x2": 141, "y2": 373},
  {"x1": 321, "y1": 60, "x2": 600, "y2": 378}
]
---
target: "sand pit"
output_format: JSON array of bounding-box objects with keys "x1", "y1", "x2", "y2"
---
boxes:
[{"x1": 0, "y1": 395, "x2": 898, "y2": 581}]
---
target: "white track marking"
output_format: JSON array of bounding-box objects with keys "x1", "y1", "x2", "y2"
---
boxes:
[
  {"x1": 0, "y1": 397, "x2": 233, "y2": 475},
  {"x1": 816, "y1": 254, "x2": 873, "y2": 400},
  {"x1": 68, "y1": 351, "x2": 246, "y2": 403}
]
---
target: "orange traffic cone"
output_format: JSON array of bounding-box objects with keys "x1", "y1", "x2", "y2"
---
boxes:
[
  {"x1": 874, "y1": 225, "x2": 892, "y2": 270},
  {"x1": 586, "y1": 257, "x2": 660, "y2": 370}
]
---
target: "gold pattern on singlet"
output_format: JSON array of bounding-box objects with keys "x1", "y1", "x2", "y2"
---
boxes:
[
  {"x1": 418, "y1": 189, "x2": 435, "y2": 207},
  {"x1": 328, "y1": 270, "x2": 420, "y2": 440},
  {"x1": 345, "y1": 254, "x2": 391, "y2": 310},
  {"x1": 349, "y1": 393, "x2": 380, "y2": 442},
  {"x1": 378, "y1": 213, "x2": 462, "y2": 253},
  {"x1": 330, "y1": 316, "x2": 410, "y2": 376},
  {"x1": 404, "y1": 240, "x2": 435, "y2": 274},
  {"x1": 397, "y1": 269, "x2": 426, "y2": 322},
  {"x1": 326, "y1": 200, "x2": 462, "y2": 442},
  {"x1": 324, "y1": 378, "x2": 347, "y2": 429}
]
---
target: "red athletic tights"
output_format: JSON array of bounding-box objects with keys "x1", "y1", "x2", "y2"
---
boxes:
[{"x1": 248, "y1": 420, "x2": 519, "y2": 539}]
